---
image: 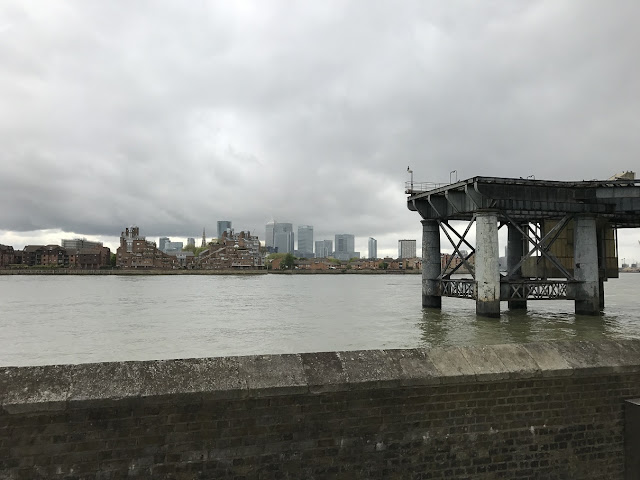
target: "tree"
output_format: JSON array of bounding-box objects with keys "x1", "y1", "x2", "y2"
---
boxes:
[
  {"x1": 280, "y1": 253, "x2": 295, "y2": 270},
  {"x1": 378, "y1": 262, "x2": 389, "y2": 270},
  {"x1": 110, "y1": 253, "x2": 116, "y2": 267}
]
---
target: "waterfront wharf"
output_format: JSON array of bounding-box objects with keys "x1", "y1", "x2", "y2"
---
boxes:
[{"x1": 407, "y1": 176, "x2": 640, "y2": 317}]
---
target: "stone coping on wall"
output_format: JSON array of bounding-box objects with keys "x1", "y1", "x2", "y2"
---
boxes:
[{"x1": 2, "y1": 339, "x2": 640, "y2": 414}]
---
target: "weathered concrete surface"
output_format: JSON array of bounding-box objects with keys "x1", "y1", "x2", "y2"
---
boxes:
[
  {"x1": 574, "y1": 215, "x2": 601, "y2": 315},
  {"x1": 421, "y1": 219, "x2": 441, "y2": 308},
  {"x1": 459, "y1": 345, "x2": 509, "y2": 381},
  {"x1": 520, "y1": 342, "x2": 573, "y2": 377},
  {"x1": 236, "y1": 354, "x2": 307, "y2": 397},
  {"x1": 300, "y1": 351, "x2": 348, "y2": 393},
  {"x1": 2, "y1": 340, "x2": 640, "y2": 411},
  {"x1": 475, "y1": 211, "x2": 501, "y2": 317},
  {"x1": 507, "y1": 223, "x2": 527, "y2": 310},
  {"x1": 0, "y1": 365, "x2": 72, "y2": 414},
  {"x1": 424, "y1": 346, "x2": 476, "y2": 383}
]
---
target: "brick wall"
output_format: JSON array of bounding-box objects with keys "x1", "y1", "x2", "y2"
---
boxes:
[{"x1": 1, "y1": 340, "x2": 640, "y2": 479}]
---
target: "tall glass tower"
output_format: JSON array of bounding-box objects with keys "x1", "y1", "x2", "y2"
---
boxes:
[
  {"x1": 368, "y1": 237, "x2": 377, "y2": 259},
  {"x1": 217, "y1": 221, "x2": 232, "y2": 239},
  {"x1": 297, "y1": 225, "x2": 314, "y2": 256}
]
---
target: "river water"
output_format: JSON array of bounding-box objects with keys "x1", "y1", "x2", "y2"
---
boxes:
[{"x1": 1, "y1": 274, "x2": 639, "y2": 366}]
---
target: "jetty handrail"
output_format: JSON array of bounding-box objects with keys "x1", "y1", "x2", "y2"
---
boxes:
[{"x1": 405, "y1": 181, "x2": 448, "y2": 194}]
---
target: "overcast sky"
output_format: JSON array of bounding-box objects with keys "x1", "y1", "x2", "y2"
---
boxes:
[{"x1": 1, "y1": 1, "x2": 639, "y2": 260}]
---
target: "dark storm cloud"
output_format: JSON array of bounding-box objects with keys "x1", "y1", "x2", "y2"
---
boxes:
[{"x1": 1, "y1": 1, "x2": 639, "y2": 252}]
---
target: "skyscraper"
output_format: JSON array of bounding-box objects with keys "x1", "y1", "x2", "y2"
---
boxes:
[
  {"x1": 398, "y1": 239, "x2": 417, "y2": 259},
  {"x1": 334, "y1": 234, "x2": 358, "y2": 261},
  {"x1": 274, "y1": 223, "x2": 294, "y2": 253},
  {"x1": 217, "y1": 221, "x2": 232, "y2": 239},
  {"x1": 187, "y1": 238, "x2": 195, "y2": 247},
  {"x1": 159, "y1": 237, "x2": 170, "y2": 252},
  {"x1": 315, "y1": 240, "x2": 333, "y2": 258},
  {"x1": 265, "y1": 221, "x2": 294, "y2": 253},
  {"x1": 368, "y1": 237, "x2": 377, "y2": 259},
  {"x1": 297, "y1": 225, "x2": 314, "y2": 257},
  {"x1": 265, "y1": 221, "x2": 275, "y2": 249}
]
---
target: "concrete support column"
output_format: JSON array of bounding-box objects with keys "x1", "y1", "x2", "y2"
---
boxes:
[
  {"x1": 596, "y1": 225, "x2": 606, "y2": 310},
  {"x1": 574, "y1": 215, "x2": 601, "y2": 315},
  {"x1": 507, "y1": 223, "x2": 527, "y2": 310},
  {"x1": 421, "y1": 219, "x2": 441, "y2": 309},
  {"x1": 475, "y1": 211, "x2": 500, "y2": 317}
]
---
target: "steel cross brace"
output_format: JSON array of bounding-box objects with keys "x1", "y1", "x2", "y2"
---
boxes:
[
  {"x1": 437, "y1": 216, "x2": 476, "y2": 279},
  {"x1": 502, "y1": 213, "x2": 575, "y2": 281},
  {"x1": 526, "y1": 221, "x2": 569, "y2": 269}
]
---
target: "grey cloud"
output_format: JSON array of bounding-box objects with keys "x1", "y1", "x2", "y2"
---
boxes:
[{"x1": 1, "y1": 0, "x2": 639, "y2": 252}]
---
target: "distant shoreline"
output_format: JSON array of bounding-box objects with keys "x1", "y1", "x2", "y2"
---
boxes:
[{"x1": 0, "y1": 269, "x2": 422, "y2": 276}]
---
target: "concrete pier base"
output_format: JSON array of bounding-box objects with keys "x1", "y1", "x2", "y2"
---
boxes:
[
  {"x1": 599, "y1": 279, "x2": 605, "y2": 310},
  {"x1": 507, "y1": 223, "x2": 527, "y2": 310},
  {"x1": 475, "y1": 212, "x2": 500, "y2": 317},
  {"x1": 422, "y1": 220, "x2": 441, "y2": 308},
  {"x1": 574, "y1": 215, "x2": 601, "y2": 315}
]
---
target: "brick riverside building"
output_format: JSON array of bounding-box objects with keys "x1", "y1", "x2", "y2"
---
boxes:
[
  {"x1": 0, "y1": 244, "x2": 15, "y2": 267},
  {"x1": 21, "y1": 245, "x2": 70, "y2": 267},
  {"x1": 116, "y1": 226, "x2": 177, "y2": 269},
  {"x1": 2, "y1": 244, "x2": 111, "y2": 269},
  {"x1": 67, "y1": 246, "x2": 111, "y2": 269},
  {"x1": 198, "y1": 230, "x2": 263, "y2": 269}
]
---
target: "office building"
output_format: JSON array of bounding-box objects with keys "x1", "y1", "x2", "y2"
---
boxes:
[
  {"x1": 61, "y1": 238, "x2": 103, "y2": 250},
  {"x1": 217, "y1": 221, "x2": 232, "y2": 239},
  {"x1": 297, "y1": 225, "x2": 314, "y2": 257},
  {"x1": 265, "y1": 221, "x2": 275, "y2": 249},
  {"x1": 398, "y1": 239, "x2": 417, "y2": 259},
  {"x1": 158, "y1": 237, "x2": 170, "y2": 252},
  {"x1": 265, "y1": 221, "x2": 294, "y2": 253},
  {"x1": 164, "y1": 241, "x2": 183, "y2": 254},
  {"x1": 187, "y1": 237, "x2": 195, "y2": 247},
  {"x1": 334, "y1": 234, "x2": 359, "y2": 261},
  {"x1": 274, "y1": 225, "x2": 294, "y2": 254},
  {"x1": 368, "y1": 237, "x2": 377, "y2": 259},
  {"x1": 315, "y1": 240, "x2": 333, "y2": 258}
]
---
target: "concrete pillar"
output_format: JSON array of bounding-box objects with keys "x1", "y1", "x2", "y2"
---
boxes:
[
  {"x1": 574, "y1": 215, "x2": 601, "y2": 315},
  {"x1": 475, "y1": 211, "x2": 500, "y2": 317},
  {"x1": 507, "y1": 223, "x2": 527, "y2": 310},
  {"x1": 599, "y1": 279, "x2": 605, "y2": 310},
  {"x1": 596, "y1": 225, "x2": 606, "y2": 310},
  {"x1": 422, "y1": 219, "x2": 441, "y2": 309}
]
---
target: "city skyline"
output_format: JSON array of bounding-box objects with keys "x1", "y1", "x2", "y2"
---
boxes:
[{"x1": 1, "y1": 2, "x2": 639, "y2": 263}]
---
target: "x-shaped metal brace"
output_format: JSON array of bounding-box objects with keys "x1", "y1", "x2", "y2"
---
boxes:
[
  {"x1": 502, "y1": 213, "x2": 575, "y2": 280},
  {"x1": 438, "y1": 216, "x2": 476, "y2": 280}
]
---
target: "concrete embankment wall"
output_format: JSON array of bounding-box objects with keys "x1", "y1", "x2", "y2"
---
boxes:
[{"x1": 2, "y1": 340, "x2": 640, "y2": 479}]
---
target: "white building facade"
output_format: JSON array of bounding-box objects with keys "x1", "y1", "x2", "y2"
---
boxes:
[{"x1": 398, "y1": 239, "x2": 417, "y2": 259}]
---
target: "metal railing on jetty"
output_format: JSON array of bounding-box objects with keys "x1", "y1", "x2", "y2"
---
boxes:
[{"x1": 405, "y1": 181, "x2": 449, "y2": 194}]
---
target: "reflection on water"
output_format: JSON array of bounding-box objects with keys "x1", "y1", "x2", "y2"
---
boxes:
[
  {"x1": 419, "y1": 294, "x2": 630, "y2": 348},
  {"x1": 0, "y1": 273, "x2": 639, "y2": 366}
]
